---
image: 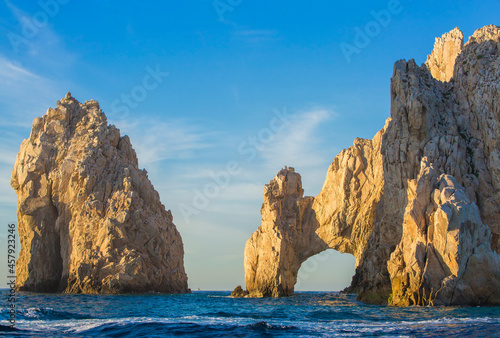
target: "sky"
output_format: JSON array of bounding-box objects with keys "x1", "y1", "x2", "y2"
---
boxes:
[{"x1": 0, "y1": 0, "x2": 498, "y2": 291}]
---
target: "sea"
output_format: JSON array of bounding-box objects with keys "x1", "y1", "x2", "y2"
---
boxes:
[{"x1": 1, "y1": 290, "x2": 500, "y2": 337}]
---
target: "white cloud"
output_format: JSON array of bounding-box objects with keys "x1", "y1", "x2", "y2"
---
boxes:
[
  {"x1": 0, "y1": 146, "x2": 18, "y2": 165},
  {"x1": 256, "y1": 108, "x2": 335, "y2": 195},
  {"x1": 260, "y1": 108, "x2": 332, "y2": 168},
  {"x1": 0, "y1": 56, "x2": 39, "y2": 81},
  {"x1": 0, "y1": 55, "x2": 62, "y2": 128},
  {"x1": 0, "y1": 55, "x2": 61, "y2": 220},
  {"x1": 0, "y1": 165, "x2": 16, "y2": 202},
  {"x1": 0, "y1": 1, "x2": 78, "y2": 114},
  {"x1": 3, "y1": 0, "x2": 76, "y2": 62},
  {"x1": 115, "y1": 118, "x2": 216, "y2": 164},
  {"x1": 0, "y1": 55, "x2": 42, "y2": 93}
]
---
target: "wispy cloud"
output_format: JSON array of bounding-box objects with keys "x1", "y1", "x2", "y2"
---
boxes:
[
  {"x1": 254, "y1": 108, "x2": 335, "y2": 195},
  {"x1": 0, "y1": 146, "x2": 18, "y2": 166},
  {"x1": 0, "y1": 56, "x2": 39, "y2": 81},
  {"x1": 0, "y1": 55, "x2": 63, "y2": 127},
  {"x1": 115, "y1": 118, "x2": 215, "y2": 164},
  {"x1": 260, "y1": 108, "x2": 333, "y2": 170},
  {"x1": 3, "y1": 0, "x2": 76, "y2": 63},
  {"x1": 0, "y1": 2, "x2": 80, "y2": 126},
  {"x1": 0, "y1": 166, "x2": 16, "y2": 205}
]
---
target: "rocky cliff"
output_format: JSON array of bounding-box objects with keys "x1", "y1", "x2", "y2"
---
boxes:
[
  {"x1": 11, "y1": 93, "x2": 189, "y2": 294},
  {"x1": 239, "y1": 25, "x2": 500, "y2": 306}
]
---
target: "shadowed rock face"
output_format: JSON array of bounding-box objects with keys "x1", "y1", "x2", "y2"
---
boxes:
[
  {"x1": 11, "y1": 94, "x2": 189, "y2": 294},
  {"x1": 241, "y1": 25, "x2": 500, "y2": 306}
]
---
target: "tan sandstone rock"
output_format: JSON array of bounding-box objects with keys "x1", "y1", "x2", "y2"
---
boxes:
[
  {"x1": 11, "y1": 93, "x2": 189, "y2": 294},
  {"x1": 388, "y1": 158, "x2": 500, "y2": 306},
  {"x1": 238, "y1": 25, "x2": 500, "y2": 306},
  {"x1": 425, "y1": 27, "x2": 464, "y2": 82}
]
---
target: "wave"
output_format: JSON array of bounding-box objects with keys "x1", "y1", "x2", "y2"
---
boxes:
[
  {"x1": 5, "y1": 314, "x2": 500, "y2": 338},
  {"x1": 16, "y1": 307, "x2": 93, "y2": 321},
  {"x1": 201, "y1": 310, "x2": 289, "y2": 321},
  {"x1": 0, "y1": 324, "x2": 29, "y2": 337},
  {"x1": 308, "y1": 309, "x2": 365, "y2": 321},
  {"x1": 4, "y1": 292, "x2": 499, "y2": 337},
  {"x1": 8, "y1": 316, "x2": 302, "y2": 337},
  {"x1": 75, "y1": 319, "x2": 301, "y2": 337},
  {"x1": 321, "y1": 316, "x2": 500, "y2": 338},
  {"x1": 0, "y1": 324, "x2": 22, "y2": 332}
]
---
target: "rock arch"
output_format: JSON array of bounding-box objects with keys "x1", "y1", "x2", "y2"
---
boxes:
[
  {"x1": 244, "y1": 129, "x2": 386, "y2": 298},
  {"x1": 295, "y1": 249, "x2": 356, "y2": 291},
  {"x1": 240, "y1": 26, "x2": 500, "y2": 305}
]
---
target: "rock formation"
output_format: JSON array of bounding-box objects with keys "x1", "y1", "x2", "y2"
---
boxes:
[
  {"x1": 239, "y1": 25, "x2": 500, "y2": 306},
  {"x1": 388, "y1": 159, "x2": 500, "y2": 306},
  {"x1": 230, "y1": 285, "x2": 249, "y2": 297},
  {"x1": 11, "y1": 93, "x2": 189, "y2": 294},
  {"x1": 425, "y1": 27, "x2": 464, "y2": 82}
]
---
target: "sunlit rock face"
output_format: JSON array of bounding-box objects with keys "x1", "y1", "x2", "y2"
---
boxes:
[
  {"x1": 240, "y1": 25, "x2": 500, "y2": 306},
  {"x1": 425, "y1": 27, "x2": 464, "y2": 82},
  {"x1": 11, "y1": 93, "x2": 189, "y2": 294}
]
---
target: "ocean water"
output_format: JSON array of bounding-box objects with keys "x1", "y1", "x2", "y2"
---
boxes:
[{"x1": 1, "y1": 290, "x2": 500, "y2": 337}]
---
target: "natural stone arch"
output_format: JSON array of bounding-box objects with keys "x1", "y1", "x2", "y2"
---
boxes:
[
  {"x1": 244, "y1": 129, "x2": 386, "y2": 298},
  {"x1": 295, "y1": 249, "x2": 356, "y2": 292}
]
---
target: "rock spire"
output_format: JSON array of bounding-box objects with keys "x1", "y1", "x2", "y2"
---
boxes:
[{"x1": 11, "y1": 94, "x2": 189, "y2": 294}]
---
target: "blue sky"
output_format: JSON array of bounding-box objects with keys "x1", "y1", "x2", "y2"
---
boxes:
[{"x1": 0, "y1": 0, "x2": 498, "y2": 291}]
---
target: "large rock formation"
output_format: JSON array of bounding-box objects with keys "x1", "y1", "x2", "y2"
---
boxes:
[
  {"x1": 239, "y1": 25, "x2": 500, "y2": 306},
  {"x1": 387, "y1": 159, "x2": 500, "y2": 306},
  {"x1": 11, "y1": 93, "x2": 189, "y2": 294}
]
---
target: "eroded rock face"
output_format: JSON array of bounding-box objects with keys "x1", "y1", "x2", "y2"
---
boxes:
[
  {"x1": 425, "y1": 27, "x2": 464, "y2": 82},
  {"x1": 11, "y1": 93, "x2": 189, "y2": 294},
  {"x1": 240, "y1": 25, "x2": 500, "y2": 306},
  {"x1": 388, "y1": 158, "x2": 500, "y2": 306},
  {"x1": 244, "y1": 167, "x2": 316, "y2": 297}
]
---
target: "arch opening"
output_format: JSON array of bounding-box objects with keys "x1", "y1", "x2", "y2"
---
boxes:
[{"x1": 295, "y1": 249, "x2": 356, "y2": 292}]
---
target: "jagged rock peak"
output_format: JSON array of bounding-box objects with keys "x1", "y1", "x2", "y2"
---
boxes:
[
  {"x1": 11, "y1": 94, "x2": 189, "y2": 294},
  {"x1": 425, "y1": 27, "x2": 464, "y2": 82},
  {"x1": 425, "y1": 25, "x2": 500, "y2": 82},
  {"x1": 468, "y1": 24, "x2": 500, "y2": 44}
]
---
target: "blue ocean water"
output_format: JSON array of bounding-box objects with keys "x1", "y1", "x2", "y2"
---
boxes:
[{"x1": 1, "y1": 290, "x2": 500, "y2": 337}]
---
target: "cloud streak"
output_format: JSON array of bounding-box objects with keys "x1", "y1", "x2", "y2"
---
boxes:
[
  {"x1": 115, "y1": 118, "x2": 216, "y2": 164},
  {"x1": 0, "y1": 55, "x2": 63, "y2": 127},
  {"x1": 260, "y1": 108, "x2": 333, "y2": 169}
]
